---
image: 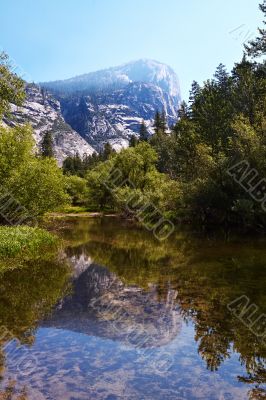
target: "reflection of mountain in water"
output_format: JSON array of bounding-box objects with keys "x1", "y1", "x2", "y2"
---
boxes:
[{"x1": 43, "y1": 254, "x2": 182, "y2": 348}]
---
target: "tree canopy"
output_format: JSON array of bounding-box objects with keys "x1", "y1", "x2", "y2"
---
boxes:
[{"x1": 245, "y1": 0, "x2": 266, "y2": 57}]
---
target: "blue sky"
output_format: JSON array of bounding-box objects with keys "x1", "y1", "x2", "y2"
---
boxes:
[{"x1": 0, "y1": 0, "x2": 262, "y2": 100}]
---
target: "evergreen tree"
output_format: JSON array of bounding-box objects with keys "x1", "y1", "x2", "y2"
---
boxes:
[
  {"x1": 231, "y1": 56, "x2": 265, "y2": 127},
  {"x1": 102, "y1": 142, "x2": 114, "y2": 160},
  {"x1": 90, "y1": 152, "x2": 101, "y2": 167},
  {"x1": 189, "y1": 81, "x2": 201, "y2": 106},
  {"x1": 139, "y1": 120, "x2": 149, "y2": 141},
  {"x1": 161, "y1": 110, "x2": 167, "y2": 134},
  {"x1": 62, "y1": 153, "x2": 83, "y2": 176},
  {"x1": 73, "y1": 152, "x2": 83, "y2": 174},
  {"x1": 153, "y1": 110, "x2": 167, "y2": 135},
  {"x1": 41, "y1": 131, "x2": 54, "y2": 158},
  {"x1": 63, "y1": 151, "x2": 105, "y2": 177},
  {"x1": 214, "y1": 64, "x2": 230, "y2": 88},
  {"x1": 245, "y1": 0, "x2": 266, "y2": 57},
  {"x1": 178, "y1": 101, "x2": 190, "y2": 119},
  {"x1": 154, "y1": 110, "x2": 162, "y2": 135},
  {"x1": 129, "y1": 135, "x2": 138, "y2": 147},
  {"x1": 63, "y1": 156, "x2": 75, "y2": 176}
]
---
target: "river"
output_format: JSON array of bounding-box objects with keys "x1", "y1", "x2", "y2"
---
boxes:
[{"x1": 0, "y1": 216, "x2": 266, "y2": 399}]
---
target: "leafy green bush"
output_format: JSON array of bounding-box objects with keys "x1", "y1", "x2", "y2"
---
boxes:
[
  {"x1": 65, "y1": 175, "x2": 88, "y2": 205},
  {"x1": 85, "y1": 142, "x2": 181, "y2": 220},
  {"x1": 0, "y1": 125, "x2": 69, "y2": 219}
]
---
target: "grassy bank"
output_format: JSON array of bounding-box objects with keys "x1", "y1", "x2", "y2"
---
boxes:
[
  {"x1": 55, "y1": 205, "x2": 90, "y2": 214},
  {"x1": 47, "y1": 205, "x2": 118, "y2": 219},
  {"x1": 0, "y1": 226, "x2": 60, "y2": 271}
]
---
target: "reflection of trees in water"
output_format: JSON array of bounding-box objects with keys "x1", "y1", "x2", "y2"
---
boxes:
[
  {"x1": 0, "y1": 259, "x2": 71, "y2": 380},
  {"x1": 171, "y1": 254, "x2": 266, "y2": 388},
  {"x1": 61, "y1": 217, "x2": 266, "y2": 390}
]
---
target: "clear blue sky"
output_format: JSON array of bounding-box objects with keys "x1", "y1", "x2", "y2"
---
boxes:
[{"x1": 0, "y1": 0, "x2": 262, "y2": 100}]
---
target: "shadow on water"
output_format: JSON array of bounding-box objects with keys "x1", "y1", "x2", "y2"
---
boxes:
[{"x1": 0, "y1": 216, "x2": 266, "y2": 399}]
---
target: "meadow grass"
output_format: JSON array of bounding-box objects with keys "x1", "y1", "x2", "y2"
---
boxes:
[{"x1": 0, "y1": 226, "x2": 59, "y2": 270}]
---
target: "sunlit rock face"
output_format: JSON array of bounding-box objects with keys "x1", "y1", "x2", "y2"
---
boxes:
[
  {"x1": 43, "y1": 257, "x2": 182, "y2": 348},
  {"x1": 41, "y1": 59, "x2": 181, "y2": 151},
  {"x1": 5, "y1": 84, "x2": 95, "y2": 164}
]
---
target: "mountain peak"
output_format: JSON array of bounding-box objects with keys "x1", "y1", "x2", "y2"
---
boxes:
[
  {"x1": 40, "y1": 60, "x2": 181, "y2": 152},
  {"x1": 41, "y1": 59, "x2": 180, "y2": 99},
  {"x1": 109, "y1": 59, "x2": 180, "y2": 98}
]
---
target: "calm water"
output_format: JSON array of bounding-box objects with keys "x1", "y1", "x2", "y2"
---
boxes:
[{"x1": 0, "y1": 217, "x2": 266, "y2": 400}]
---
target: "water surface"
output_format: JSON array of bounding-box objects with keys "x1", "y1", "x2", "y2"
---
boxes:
[{"x1": 0, "y1": 217, "x2": 266, "y2": 399}]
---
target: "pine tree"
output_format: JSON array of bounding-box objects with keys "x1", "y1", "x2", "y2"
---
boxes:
[
  {"x1": 153, "y1": 110, "x2": 167, "y2": 135},
  {"x1": 129, "y1": 135, "x2": 138, "y2": 147},
  {"x1": 139, "y1": 120, "x2": 149, "y2": 141},
  {"x1": 161, "y1": 110, "x2": 167, "y2": 134},
  {"x1": 154, "y1": 110, "x2": 162, "y2": 135},
  {"x1": 189, "y1": 81, "x2": 201, "y2": 106},
  {"x1": 214, "y1": 64, "x2": 230, "y2": 88},
  {"x1": 178, "y1": 101, "x2": 190, "y2": 119},
  {"x1": 245, "y1": 1, "x2": 266, "y2": 57},
  {"x1": 102, "y1": 142, "x2": 114, "y2": 160},
  {"x1": 41, "y1": 131, "x2": 54, "y2": 158},
  {"x1": 63, "y1": 156, "x2": 75, "y2": 175}
]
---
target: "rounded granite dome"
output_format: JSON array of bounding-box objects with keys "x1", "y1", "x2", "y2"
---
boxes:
[{"x1": 41, "y1": 59, "x2": 181, "y2": 101}]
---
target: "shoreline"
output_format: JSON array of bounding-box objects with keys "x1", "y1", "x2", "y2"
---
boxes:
[{"x1": 48, "y1": 212, "x2": 119, "y2": 218}]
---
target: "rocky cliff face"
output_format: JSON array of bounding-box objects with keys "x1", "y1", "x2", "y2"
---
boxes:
[
  {"x1": 5, "y1": 60, "x2": 181, "y2": 161},
  {"x1": 5, "y1": 84, "x2": 95, "y2": 164},
  {"x1": 41, "y1": 59, "x2": 181, "y2": 151}
]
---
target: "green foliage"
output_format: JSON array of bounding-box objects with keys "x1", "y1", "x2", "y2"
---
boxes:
[
  {"x1": 102, "y1": 142, "x2": 115, "y2": 160},
  {"x1": 0, "y1": 124, "x2": 34, "y2": 185},
  {"x1": 85, "y1": 142, "x2": 178, "y2": 219},
  {"x1": 113, "y1": 141, "x2": 158, "y2": 187},
  {"x1": 63, "y1": 152, "x2": 84, "y2": 177},
  {"x1": 86, "y1": 159, "x2": 116, "y2": 210},
  {"x1": 0, "y1": 250, "x2": 70, "y2": 343},
  {"x1": 63, "y1": 143, "x2": 115, "y2": 178},
  {"x1": 147, "y1": 53, "x2": 266, "y2": 230},
  {"x1": 0, "y1": 125, "x2": 69, "y2": 219},
  {"x1": 0, "y1": 226, "x2": 58, "y2": 260},
  {"x1": 9, "y1": 157, "x2": 69, "y2": 217},
  {"x1": 245, "y1": 0, "x2": 266, "y2": 57},
  {"x1": 0, "y1": 52, "x2": 25, "y2": 118},
  {"x1": 65, "y1": 175, "x2": 88, "y2": 205},
  {"x1": 55, "y1": 205, "x2": 90, "y2": 214},
  {"x1": 149, "y1": 128, "x2": 173, "y2": 174},
  {"x1": 40, "y1": 131, "x2": 54, "y2": 157},
  {"x1": 153, "y1": 110, "x2": 167, "y2": 134},
  {"x1": 129, "y1": 135, "x2": 138, "y2": 147},
  {"x1": 139, "y1": 120, "x2": 149, "y2": 141}
]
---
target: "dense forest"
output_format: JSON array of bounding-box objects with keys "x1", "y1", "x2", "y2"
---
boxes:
[{"x1": 0, "y1": 0, "x2": 265, "y2": 237}]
